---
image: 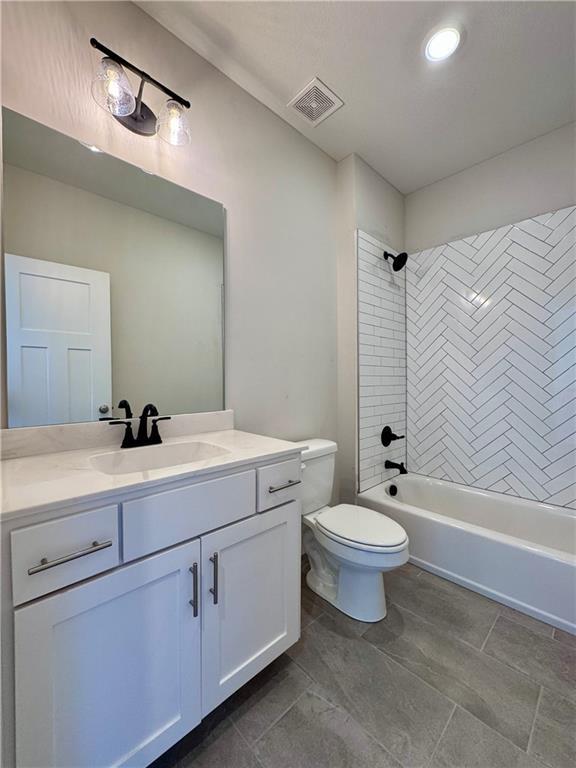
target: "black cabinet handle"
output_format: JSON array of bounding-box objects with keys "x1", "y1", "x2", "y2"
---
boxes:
[
  {"x1": 189, "y1": 562, "x2": 199, "y2": 617},
  {"x1": 209, "y1": 553, "x2": 219, "y2": 605},
  {"x1": 268, "y1": 479, "x2": 301, "y2": 494}
]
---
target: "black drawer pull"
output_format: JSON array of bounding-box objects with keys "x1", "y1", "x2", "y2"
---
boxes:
[
  {"x1": 28, "y1": 540, "x2": 113, "y2": 575},
  {"x1": 268, "y1": 479, "x2": 301, "y2": 494}
]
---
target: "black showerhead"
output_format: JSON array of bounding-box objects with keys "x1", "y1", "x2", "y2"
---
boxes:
[{"x1": 383, "y1": 250, "x2": 408, "y2": 272}]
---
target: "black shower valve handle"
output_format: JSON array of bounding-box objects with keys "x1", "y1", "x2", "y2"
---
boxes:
[{"x1": 381, "y1": 425, "x2": 405, "y2": 448}]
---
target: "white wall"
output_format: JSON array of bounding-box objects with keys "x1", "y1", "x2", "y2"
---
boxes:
[
  {"x1": 335, "y1": 156, "x2": 358, "y2": 502},
  {"x1": 336, "y1": 154, "x2": 404, "y2": 500},
  {"x1": 406, "y1": 123, "x2": 576, "y2": 252},
  {"x1": 4, "y1": 164, "x2": 224, "y2": 418},
  {"x1": 1, "y1": 0, "x2": 338, "y2": 441},
  {"x1": 353, "y1": 155, "x2": 405, "y2": 253}
]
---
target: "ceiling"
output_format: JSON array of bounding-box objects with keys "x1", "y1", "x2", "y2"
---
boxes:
[
  {"x1": 3, "y1": 109, "x2": 225, "y2": 238},
  {"x1": 139, "y1": 1, "x2": 576, "y2": 194}
]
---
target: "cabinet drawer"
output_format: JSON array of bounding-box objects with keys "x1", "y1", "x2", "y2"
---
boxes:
[
  {"x1": 123, "y1": 471, "x2": 256, "y2": 561},
  {"x1": 257, "y1": 458, "x2": 302, "y2": 512},
  {"x1": 11, "y1": 506, "x2": 119, "y2": 606}
]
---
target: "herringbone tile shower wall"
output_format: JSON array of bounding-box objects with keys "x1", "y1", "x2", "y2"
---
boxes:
[{"x1": 406, "y1": 205, "x2": 576, "y2": 508}]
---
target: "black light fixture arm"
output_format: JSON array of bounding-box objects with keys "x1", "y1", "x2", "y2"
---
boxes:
[{"x1": 90, "y1": 38, "x2": 190, "y2": 109}]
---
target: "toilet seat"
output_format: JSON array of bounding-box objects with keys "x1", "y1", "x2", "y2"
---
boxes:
[{"x1": 315, "y1": 504, "x2": 408, "y2": 553}]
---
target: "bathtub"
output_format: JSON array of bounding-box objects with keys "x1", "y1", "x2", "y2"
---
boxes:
[{"x1": 358, "y1": 474, "x2": 576, "y2": 633}]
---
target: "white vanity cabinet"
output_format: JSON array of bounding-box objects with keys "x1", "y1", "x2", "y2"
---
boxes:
[
  {"x1": 10, "y1": 456, "x2": 302, "y2": 768},
  {"x1": 201, "y1": 501, "x2": 300, "y2": 713},
  {"x1": 15, "y1": 540, "x2": 203, "y2": 768}
]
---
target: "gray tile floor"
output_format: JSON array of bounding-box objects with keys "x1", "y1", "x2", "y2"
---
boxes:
[{"x1": 151, "y1": 561, "x2": 576, "y2": 768}]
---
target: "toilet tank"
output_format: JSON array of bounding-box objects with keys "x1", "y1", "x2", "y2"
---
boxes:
[{"x1": 293, "y1": 439, "x2": 338, "y2": 515}]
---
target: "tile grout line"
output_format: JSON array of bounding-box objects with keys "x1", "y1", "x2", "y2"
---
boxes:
[
  {"x1": 357, "y1": 627, "x2": 462, "y2": 714},
  {"x1": 424, "y1": 702, "x2": 457, "y2": 768},
  {"x1": 307, "y1": 684, "x2": 408, "y2": 767},
  {"x1": 300, "y1": 605, "x2": 326, "y2": 632},
  {"x1": 386, "y1": 597, "x2": 556, "y2": 702},
  {"x1": 452, "y1": 705, "x2": 553, "y2": 768},
  {"x1": 479, "y1": 615, "x2": 570, "y2": 691},
  {"x1": 298, "y1": 588, "x2": 563, "y2": 766},
  {"x1": 301, "y1": 596, "x2": 466, "y2": 764},
  {"x1": 362, "y1": 602, "x2": 554, "y2": 758},
  {"x1": 249, "y1": 686, "x2": 312, "y2": 749},
  {"x1": 286, "y1": 648, "x2": 315, "y2": 681},
  {"x1": 498, "y1": 609, "x2": 555, "y2": 639},
  {"x1": 480, "y1": 611, "x2": 500, "y2": 651},
  {"x1": 525, "y1": 685, "x2": 544, "y2": 757},
  {"x1": 385, "y1": 597, "x2": 497, "y2": 654},
  {"x1": 230, "y1": 719, "x2": 267, "y2": 768}
]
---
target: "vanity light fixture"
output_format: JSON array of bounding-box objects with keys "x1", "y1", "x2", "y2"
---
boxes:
[
  {"x1": 424, "y1": 27, "x2": 461, "y2": 61},
  {"x1": 156, "y1": 100, "x2": 191, "y2": 146},
  {"x1": 90, "y1": 38, "x2": 191, "y2": 146}
]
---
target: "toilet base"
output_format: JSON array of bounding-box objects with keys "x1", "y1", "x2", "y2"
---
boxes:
[
  {"x1": 302, "y1": 512, "x2": 409, "y2": 623},
  {"x1": 306, "y1": 565, "x2": 387, "y2": 623}
]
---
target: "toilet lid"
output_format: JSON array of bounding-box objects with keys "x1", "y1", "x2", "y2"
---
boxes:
[{"x1": 315, "y1": 504, "x2": 407, "y2": 551}]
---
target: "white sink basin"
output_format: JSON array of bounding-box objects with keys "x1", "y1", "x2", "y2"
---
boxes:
[{"x1": 91, "y1": 441, "x2": 230, "y2": 475}]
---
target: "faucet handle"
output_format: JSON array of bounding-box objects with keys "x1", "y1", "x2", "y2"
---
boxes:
[
  {"x1": 109, "y1": 420, "x2": 137, "y2": 449},
  {"x1": 149, "y1": 416, "x2": 171, "y2": 445}
]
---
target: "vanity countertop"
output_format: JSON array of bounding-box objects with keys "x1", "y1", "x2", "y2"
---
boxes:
[{"x1": 1, "y1": 429, "x2": 303, "y2": 521}]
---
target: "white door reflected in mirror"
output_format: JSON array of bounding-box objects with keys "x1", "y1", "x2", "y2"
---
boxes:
[{"x1": 5, "y1": 254, "x2": 112, "y2": 428}]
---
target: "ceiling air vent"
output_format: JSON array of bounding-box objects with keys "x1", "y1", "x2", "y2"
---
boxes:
[{"x1": 288, "y1": 78, "x2": 344, "y2": 126}]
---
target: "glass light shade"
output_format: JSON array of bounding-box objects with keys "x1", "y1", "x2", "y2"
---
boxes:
[
  {"x1": 91, "y1": 57, "x2": 136, "y2": 117},
  {"x1": 156, "y1": 100, "x2": 191, "y2": 146},
  {"x1": 425, "y1": 28, "x2": 461, "y2": 61}
]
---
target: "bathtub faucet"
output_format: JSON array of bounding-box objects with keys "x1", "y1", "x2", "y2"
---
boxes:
[{"x1": 385, "y1": 460, "x2": 407, "y2": 475}]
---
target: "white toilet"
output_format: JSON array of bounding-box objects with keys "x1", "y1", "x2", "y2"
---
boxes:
[{"x1": 296, "y1": 438, "x2": 409, "y2": 622}]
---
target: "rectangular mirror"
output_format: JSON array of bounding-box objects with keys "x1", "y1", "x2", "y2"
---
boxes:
[{"x1": 2, "y1": 108, "x2": 225, "y2": 428}]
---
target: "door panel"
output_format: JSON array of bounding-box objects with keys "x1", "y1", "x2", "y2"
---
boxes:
[
  {"x1": 15, "y1": 540, "x2": 201, "y2": 768},
  {"x1": 201, "y1": 502, "x2": 300, "y2": 714},
  {"x1": 5, "y1": 253, "x2": 111, "y2": 426}
]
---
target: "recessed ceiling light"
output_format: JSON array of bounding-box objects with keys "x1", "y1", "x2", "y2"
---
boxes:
[
  {"x1": 425, "y1": 27, "x2": 461, "y2": 62},
  {"x1": 79, "y1": 141, "x2": 103, "y2": 153}
]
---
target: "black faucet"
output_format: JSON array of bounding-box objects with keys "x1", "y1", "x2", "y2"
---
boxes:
[
  {"x1": 149, "y1": 416, "x2": 172, "y2": 445},
  {"x1": 110, "y1": 403, "x2": 171, "y2": 448},
  {"x1": 385, "y1": 460, "x2": 407, "y2": 475},
  {"x1": 136, "y1": 403, "x2": 159, "y2": 445},
  {"x1": 118, "y1": 399, "x2": 133, "y2": 419},
  {"x1": 109, "y1": 419, "x2": 137, "y2": 448}
]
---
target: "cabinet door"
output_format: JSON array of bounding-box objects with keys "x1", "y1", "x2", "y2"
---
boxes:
[
  {"x1": 15, "y1": 540, "x2": 202, "y2": 768},
  {"x1": 201, "y1": 501, "x2": 300, "y2": 714}
]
